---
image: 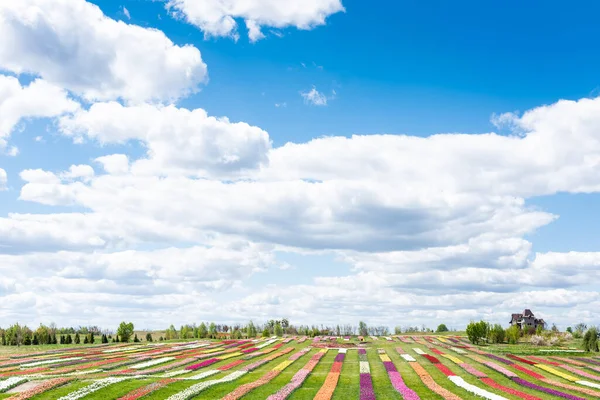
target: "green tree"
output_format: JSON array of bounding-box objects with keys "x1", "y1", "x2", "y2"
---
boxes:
[
  {"x1": 198, "y1": 323, "x2": 208, "y2": 339},
  {"x1": 488, "y1": 324, "x2": 505, "y2": 344},
  {"x1": 83, "y1": 336, "x2": 89, "y2": 344},
  {"x1": 232, "y1": 329, "x2": 242, "y2": 339},
  {"x1": 506, "y1": 325, "x2": 520, "y2": 344},
  {"x1": 102, "y1": 334, "x2": 109, "y2": 344},
  {"x1": 583, "y1": 327, "x2": 599, "y2": 352},
  {"x1": 536, "y1": 324, "x2": 544, "y2": 335},
  {"x1": 117, "y1": 322, "x2": 134, "y2": 343},
  {"x1": 74, "y1": 333, "x2": 80, "y2": 344},
  {"x1": 566, "y1": 327, "x2": 573, "y2": 334},
  {"x1": 146, "y1": 333, "x2": 153, "y2": 342},
  {"x1": 133, "y1": 334, "x2": 140, "y2": 343},
  {"x1": 574, "y1": 323, "x2": 587, "y2": 339},
  {"x1": 358, "y1": 321, "x2": 368, "y2": 336},
  {"x1": 209, "y1": 322, "x2": 217, "y2": 338},
  {"x1": 262, "y1": 327, "x2": 270, "y2": 337},
  {"x1": 246, "y1": 321, "x2": 257, "y2": 338},
  {"x1": 274, "y1": 321, "x2": 283, "y2": 337},
  {"x1": 436, "y1": 324, "x2": 449, "y2": 333},
  {"x1": 23, "y1": 332, "x2": 31, "y2": 345},
  {"x1": 466, "y1": 320, "x2": 489, "y2": 345}
]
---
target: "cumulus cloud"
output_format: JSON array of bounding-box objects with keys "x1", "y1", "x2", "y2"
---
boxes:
[
  {"x1": 59, "y1": 102, "x2": 272, "y2": 177},
  {"x1": 0, "y1": 75, "x2": 79, "y2": 146},
  {"x1": 0, "y1": 0, "x2": 207, "y2": 103},
  {"x1": 166, "y1": 0, "x2": 344, "y2": 41}
]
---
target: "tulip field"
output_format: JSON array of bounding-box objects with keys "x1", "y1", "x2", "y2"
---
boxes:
[{"x1": 1, "y1": 336, "x2": 600, "y2": 399}]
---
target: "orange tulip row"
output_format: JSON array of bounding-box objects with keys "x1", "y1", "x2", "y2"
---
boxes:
[
  {"x1": 314, "y1": 349, "x2": 346, "y2": 400},
  {"x1": 407, "y1": 361, "x2": 461, "y2": 400}
]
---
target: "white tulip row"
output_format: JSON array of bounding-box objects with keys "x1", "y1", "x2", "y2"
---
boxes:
[
  {"x1": 166, "y1": 370, "x2": 248, "y2": 400},
  {"x1": 401, "y1": 354, "x2": 416, "y2": 362},
  {"x1": 257, "y1": 339, "x2": 278, "y2": 349},
  {"x1": 412, "y1": 348, "x2": 425, "y2": 355},
  {"x1": 130, "y1": 356, "x2": 175, "y2": 369},
  {"x1": 56, "y1": 377, "x2": 129, "y2": 400},
  {"x1": 162, "y1": 369, "x2": 192, "y2": 377},
  {"x1": 359, "y1": 361, "x2": 370, "y2": 374},
  {"x1": 103, "y1": 346, "x2": 141, "y2": 353},
  {"x1": 182, "y1": 370, "x2": 220, "y2": 380},
  {"x1": 578, "y1": 380, "x2": 600, "y2": 389},
  {"x1": 338, "y1": 348, "x2": 348, "y2": 354},
  {"x1": 0, "y1": 377, "x2": 28, "y2": 393},
  {"x1": 447, "y1": 376, "x2": 507, "y2": 400},
  {"x1": 21, "y1": 357, "x2": 82, "y2": 367},
  {"x1": 450, "y1": 347, "x2": 467, "y2": 354}
]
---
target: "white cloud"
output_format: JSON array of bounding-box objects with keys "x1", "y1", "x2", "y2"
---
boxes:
[
  {"x1": 0, "y1": 168, "x2": 6, "y2": 190},
  {"x1": 122, "y1": 6, "x2": 131, "y2": 20},
  {"x1": 0, "y1": 0, "x2": 207, "y2": 103},
  {"x1": 95, "y1": 154, "x2": 130, "y2": 175},
  {"x1": 0, "y1": 76, "x2": 79, "y2": 142},
  {"x1": 59, "y1": 102, "x2": 272, "y2": 177},
  {"x1": 274, "y1": 102, "x2": 287, "y2": 108},
  {"x1": 300, "y1": 86, "x2": 329, "y2": 106},
  {"x1": 166, "y1": 0, "x2": 344, "y2": 41}
]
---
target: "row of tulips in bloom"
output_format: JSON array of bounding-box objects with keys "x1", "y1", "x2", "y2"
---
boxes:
[
  {"x1": 266, "y1": 349, "x2": 328, "y2": 400},
  {"x1": 429, "y1": 337, "x2": 600, "y2": 399},
  {"x1": 221, "y1": 347, "x2": 312, "y2": 400},
  {"x1": 377, "y1": 349, "x2": 420, "y2": 399},
  {"x1": 314, "y1": 348, "x2": 346, "y2": 400},
  {"x1": 463, "y1": 345, "x2": 600, "y2": 398},
  {"x1": 358, "y1": 348, "x2": 375, "y2": 400}
]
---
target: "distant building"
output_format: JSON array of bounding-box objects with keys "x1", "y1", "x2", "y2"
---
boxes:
[{"x1": 509, "y1": 309, "x2": 546, "y2": 330}]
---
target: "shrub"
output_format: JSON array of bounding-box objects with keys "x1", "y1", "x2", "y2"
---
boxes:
[
  {"x1": 506, "y1": 325, "x2": 520, "y2": 344},
  {"x1": 74, "y1": 333, "x2": 80, "y2": 344},
  {"x1": 529, "y1": 335, "x2": 546, "y2": 346},
  {"x1": 146, "y1": 333, "x2": 153, "y2": 342},
  {"x1": 583, "y1": 327, "x2": 599, "y2": 352},
  {"x1": 436, "y1": 324, "x2": 449, "y2": 333}
]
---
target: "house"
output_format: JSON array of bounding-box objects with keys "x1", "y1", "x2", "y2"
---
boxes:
[{"x1": 509, "y1": 309, "x2": 546, "y2": 331}]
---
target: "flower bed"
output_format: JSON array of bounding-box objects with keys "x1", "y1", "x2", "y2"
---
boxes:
[
  {"x1": 56, "y1": 377, "x2": 129, "y2": 400},
  {"x1": 130, "y1": 357, "x2": 176, "y2": 370},
  {"x1": 218, "y1": 360, "x2": 245, "y2": 371},
  {"x1": 165, "y1": 370, "x2": 247, "y2": 400},
  {"x1": 7, "y1": 377, "x2": 73, "y2": 400},
  {"x1": 358, "y1": 349, "x2": 375, "y2": 400},
  {"x1": 314, "y1": 348, "x2": 346, "y2": 400},
  {"x1": 448, "y1": 376, "x2": 507, "y2": 400},
  {"x1": 407, "y1": 361, "x2": 461, "y2": 400},
  {"x1": 559, "y1": 364, "x2": 600, "y2": 381},
  {"x1": 221, "y1": 348, "x2": 309, "y2": 400},
  {"x1": 266, "y1": 349, "x2": 327, "y2": 400},
  {"x1": 117, "y1": 378, "x2": 177, "y2": 400},
  {"x1": 378, "y1": 350, "x2": 420, "y2": 399},
  {"x1": 482, "y1": 361, "x2": 518, "y2": 378},
  {"x1": 512, "y1": 377, "x2": 586, "y2": 400},
  {"x1": 0, "y1": 377, "x2": 28, "y2": 393}
]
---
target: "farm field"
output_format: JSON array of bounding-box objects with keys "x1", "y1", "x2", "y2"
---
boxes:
[{"x1": 0, "y1": 336, "x2": 599, "y2": 400}]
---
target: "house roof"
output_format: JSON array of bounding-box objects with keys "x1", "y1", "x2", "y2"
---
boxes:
[{"x1": 523, "y1": 309, "x2": 534, "y2": 317}]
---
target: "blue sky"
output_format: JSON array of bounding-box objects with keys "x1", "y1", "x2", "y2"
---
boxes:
[{"x1": 1, "y1": 0, "x2": 600, "y2": 330}]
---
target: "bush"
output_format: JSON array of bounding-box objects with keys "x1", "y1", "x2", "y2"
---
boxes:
[
  {"x1": 583, "y1": 327, "x2": 599, "y2": 352},
  {"x1": 436, "y1": 324, "x2": 449, "y2": 333},
  {"x1": 529, "y1": 335, "x2": 546, "y2": 346},
  {"x1": 74, "y1": 333, "x2": 80, "y2": 344},
  {"x1": 146, "y1": 333, "x2": 153, "y2": 342},
  {"x1": 506, "y1": 325, "x2": 520, "y2": 344}
]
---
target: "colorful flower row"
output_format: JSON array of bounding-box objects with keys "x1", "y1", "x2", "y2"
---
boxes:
[
  {"x1": 512, "y1": 377, "x2": 585, "y2": 400},
  {"x1": 56, "y1": 377, "x2": 129, "y2": 400},
  {"x1": 0, "y1": 377, "x2": 28, "y2": 393},
  {"x1": 116, "y1": 378, "x2": 177, "y2": 400},
  {"x1": 378, "y1": 349, "x2": 420, "y2": 400},
  {"x1": 130, "y1": 356, "x2": 176, "y2": 370},
  {"x1": 266, "y1": 349, "x2": 327, "y2": 400},
  {"x1": 6, "y1": 377, "x2": 73, "y2": 400},
  {"x1": 165, "y1": 370, "x2": 247, "y2": 400},
  {"x1": 314, "y1": 348, "x2": 346, "y2": 400},
  {"x1": 406, "y1": 359, "x2": 461, "y2": 400},
  {"x1": 185, "y1": 358, "x2": 219, "y2": 371},
  {"x1": 131, "y1": 357, "x2": 196, "y2": 375},
  {"x1": 20, "y1": 357, "x2": 82, "y2": 368},
  {"x1": 217, "y1": 359, "x2": 245, "y2": 371},
  {"x1": 221, "y1": 348, "x2": 310, "y2": 400},
  {"x1": 243, "y1": 347, "x2": 294, "y2": 372},
  {"x1": 358, "y1": 349, "x2": 375, "y2": 400}
]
